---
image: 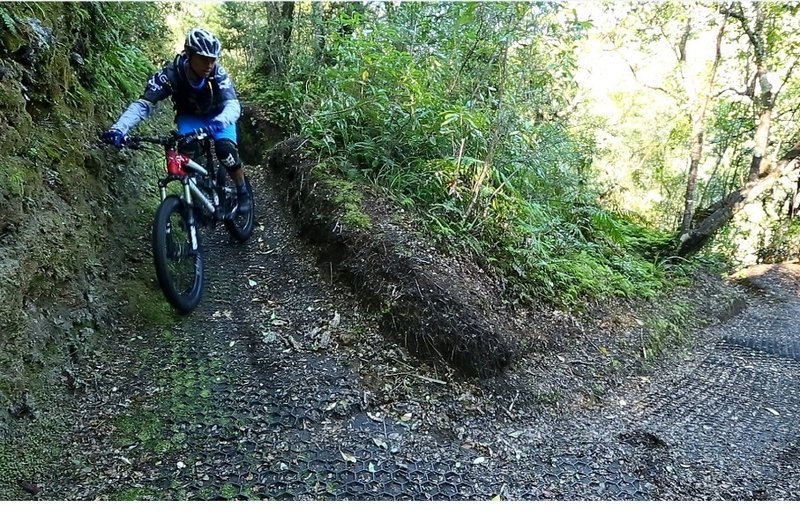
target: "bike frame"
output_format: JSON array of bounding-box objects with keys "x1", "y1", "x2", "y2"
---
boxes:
[
  {"x1": 154, "y1": 133, "x2": 224, "y2": 251},
  {"x1": 109, "y1": 128, "x2": 252, "y2": 314},
  {"x1": 159, "y1": 135, "x2": 219, "y2": 212}
]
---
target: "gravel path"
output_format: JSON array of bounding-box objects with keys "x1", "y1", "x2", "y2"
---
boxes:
[{"x1": 28, "y1": 167, "x2": 800, "y2": 500}]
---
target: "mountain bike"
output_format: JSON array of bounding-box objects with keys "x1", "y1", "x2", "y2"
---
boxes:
[{"x1": 115, "y1": 129, "x2": 255, "y2": 314}]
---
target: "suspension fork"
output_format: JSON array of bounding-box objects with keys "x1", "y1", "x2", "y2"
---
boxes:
[
  {"x1": 181, "y1": 180, "x2": 200, "y2": 252},
  {"x1": 158, "y1": 177, "x2": 200, "y2": 252}
]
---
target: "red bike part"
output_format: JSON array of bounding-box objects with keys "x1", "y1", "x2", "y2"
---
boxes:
[{"x1": 166, "y1": 149, "x2": 190, "y2": 178}]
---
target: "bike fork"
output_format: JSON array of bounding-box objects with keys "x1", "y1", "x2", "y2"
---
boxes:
[
  {"x1": 157, "y1": 181, "x2": 200, "y2": 254},
  {"x1": 182, "y1": 182, "x2": 200, "y2": 252}
]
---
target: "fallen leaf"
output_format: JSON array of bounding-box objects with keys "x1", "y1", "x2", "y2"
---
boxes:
[
  {"x1": 765, "y1": 407, "x2": 780, "y2": 416},
  {"x1": 400, "y1": 413, "x2": 412, "y2": 422},
  {"x1": 340, "y1": 451, "x2": 357, "y2": 464},
  {"x1": 372, "y1": 437, "x2": 388, "y2": 449},
  {"x1": 366, "y1": 412, "x2": 383, "y2": 422},
  {"x1": 318, "y1": 330, "x2": 331, "y2": 349},
  {"x1": 19, "y1": 481, "x2": 41, "y2": 495},
  {"x1": 331, "y1": 311, "x2": 341, "y2": 328},
  {"x1": 229, "y1": 341, "x2": 236, "y2": 347},
  {"x1": 492, "y1": 494, "x2": 502, "y2": 501},
  {"x1": 248, "y1": 279, "x2": 257, "y2": 287},
  {"x1": 368, "y1": 462, "x2": 376, "y2": 473},
  {"x1": 288, "y1": 336, "x2": 303, "y2": 351},
  {"x1": 472, "y1": 457, "x2": 485, "y2": 465}
]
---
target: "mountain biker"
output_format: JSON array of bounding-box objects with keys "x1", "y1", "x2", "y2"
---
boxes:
[{"x1": 101, "y1": 27, "x2": 251, "y2": 213}]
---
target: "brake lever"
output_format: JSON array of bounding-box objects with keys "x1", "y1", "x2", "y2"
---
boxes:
[
  {"x1": 121, "y1": 137, "x2": 142, "y2": 150},
  {"x1": 175, "y1": 129, "x2": 209, "y2": 150}
]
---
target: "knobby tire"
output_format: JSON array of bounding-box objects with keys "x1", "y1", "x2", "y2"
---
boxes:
[
  {"x1": 152, "y1": 195, "x2": 204, "y2": 314},
  {"x1": 222, "y1": 169, "x2": 255, "y2": 242}
]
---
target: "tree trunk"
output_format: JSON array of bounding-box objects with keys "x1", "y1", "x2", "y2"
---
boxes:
[
  {"x1": 261, "y1": 1, "x2": 295, "y2": 81},
  {"x1": 311, "y1": 1, "x2": 326, "y2": 64},
  {"x1": 680, "y1": 15, "x2": 727, "y2": 234},
  {"x1": 281, "y1": 2, "x2": 295, "y2": 46},
  {"x1": 678, "y1": 2, "x2": 780, "y2": 255},
  {"x1": 678, "y1": 141, "x2": 800, "y2": 255}
]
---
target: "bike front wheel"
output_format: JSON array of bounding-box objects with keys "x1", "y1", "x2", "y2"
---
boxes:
[{"x1": 152, "y1": 195, "x2": 204, "y2": 314}]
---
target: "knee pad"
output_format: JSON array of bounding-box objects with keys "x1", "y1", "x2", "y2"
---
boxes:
[{"x1": 215, "y1": 139, "x2": 241, "y2": 172}]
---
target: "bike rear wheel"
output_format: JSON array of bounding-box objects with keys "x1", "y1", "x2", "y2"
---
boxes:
[
  {"x1": 222, "y1": 168, "x2": 255, "y2": 242},
  {"x1": 152, "y1": 195, "x2": 204, "y2": 314}
]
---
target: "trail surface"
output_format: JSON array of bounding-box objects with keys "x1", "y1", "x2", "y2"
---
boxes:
[{"x1": 31, "y1": 167, "x2": 800, "y2": 500}]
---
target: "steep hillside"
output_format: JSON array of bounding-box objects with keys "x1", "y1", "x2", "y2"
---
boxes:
[{"x1": 0, "y1": 4, "x2": 170, "y2": 435}]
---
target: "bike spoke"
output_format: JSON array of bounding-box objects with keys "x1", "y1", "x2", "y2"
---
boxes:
[{"x1": 163, "y1": 210, "x2": 198, "y2": 295}]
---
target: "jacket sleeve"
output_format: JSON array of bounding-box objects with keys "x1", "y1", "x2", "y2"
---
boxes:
[
  {"x1": 111, "y1": 99, "x2": 155, "y2": 134},
  {"x1": 214, "y1": 99, "x2": 241, "y2": 127},
  {"x1": 111, "y1": 65, "x2": 173, "y2": 134},
  {"x1": 211, "y1": 64, "x2": 241, "y2": 127}
]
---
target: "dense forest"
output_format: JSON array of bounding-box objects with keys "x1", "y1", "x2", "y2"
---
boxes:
[
  {"x1": 2, "y1": 1, "x2": 800, "y2": 430},
  {"x1": 210, "y1": 0, "x2": 800, "y2": 305}
]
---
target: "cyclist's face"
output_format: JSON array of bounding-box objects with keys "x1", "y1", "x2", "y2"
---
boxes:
[{"x1": 188, "y1": 53, "x2": 216, "y2": 79}]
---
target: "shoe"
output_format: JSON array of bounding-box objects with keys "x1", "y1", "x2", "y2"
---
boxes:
[{"x1": 237, "y1": 191, "x2": 252, "y2": 214}]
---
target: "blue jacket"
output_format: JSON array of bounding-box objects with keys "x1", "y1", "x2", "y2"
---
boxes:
[{"x1": 111, "y1": 53, "x2": 241, "y2": 134}]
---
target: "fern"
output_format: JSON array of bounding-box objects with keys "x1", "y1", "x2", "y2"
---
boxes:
[{"x1": 0, "y1": 7, "x2": 18, "y2": 36}]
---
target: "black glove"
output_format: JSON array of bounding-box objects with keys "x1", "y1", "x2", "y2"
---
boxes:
[
  {"x1": 101, "y1": 129, "x2": 126, "y2": 147},
  {"x1": 207, "y1": 119, "x2": 226, "y2": 133}
]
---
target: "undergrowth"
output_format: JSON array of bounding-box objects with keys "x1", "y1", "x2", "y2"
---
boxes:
[{"x1": 239, "y1": 4, "x2": 695, "y2": 310}]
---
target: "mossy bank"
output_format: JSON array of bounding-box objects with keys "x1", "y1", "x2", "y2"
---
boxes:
[{"x1": 0, "y1": 4, "x2": 174, "y2": 497}]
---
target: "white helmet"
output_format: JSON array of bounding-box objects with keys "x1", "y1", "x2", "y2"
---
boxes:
[{"x1": 184, "y1": 27, "x2": 222, "y2": 58}]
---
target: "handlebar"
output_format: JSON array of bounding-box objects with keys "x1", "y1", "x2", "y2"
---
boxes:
[{"x1": 116, "y1": 129, "x2": 211, "y2": 150}]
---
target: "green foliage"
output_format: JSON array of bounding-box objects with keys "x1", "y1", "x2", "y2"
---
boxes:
[
  {"x1": 758, "y1": 217, "x2": 800, "y2": 263},
  {"x1": 118, "y1": 279, "x2": 178, "y2": 326},
  {"x1": 312, "y1": 162, "x2": 373, "y2": 230},
  {"x1": 0, "y1": 6, "x2": 18, "y2": 37},
  {"x1": 68, "y1": 3, "x2": 171, "y2": 109},
  {"x1": 0, "y1": 3, "x2": 168, "y2": 111},
  {"x1": 113, "y1": 408, "x2": 163, "y2": 448},
  {"x1": 110, "y1": 486, "x2": 163, "y2": 501},
  {"x1": 234, "y1": 1, "x2": 688, "y2": 308},
  {"x1": 0, "y1": 415, "x2": 67, "y2": 499},
  {"x1": 0, "y1": 167, "x2": 26, "y2": 198}
]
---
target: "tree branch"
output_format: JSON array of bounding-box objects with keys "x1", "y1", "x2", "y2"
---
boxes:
[{"x1": 678, "y1": 140, "x2": 800, "y2": 255}]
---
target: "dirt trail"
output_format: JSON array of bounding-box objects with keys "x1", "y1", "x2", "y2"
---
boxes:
[{"x1": 20, "y1": 166, "x2": 800, "y2": 500}]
